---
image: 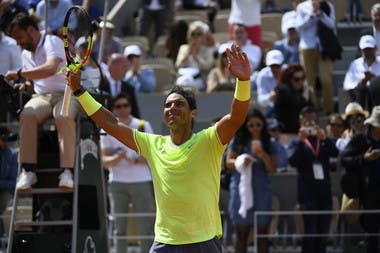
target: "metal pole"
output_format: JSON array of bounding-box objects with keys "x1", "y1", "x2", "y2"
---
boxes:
[{"x1": 97, "y1": 0, "x2": 110, "y2": 64}]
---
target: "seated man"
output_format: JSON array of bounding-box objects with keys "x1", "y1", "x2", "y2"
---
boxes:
[
  {"x1": 124, "y1": 45, "x2": 156, "y2": 93},
  {"x1": 5, "y1": 13, "x2": 81, "y2": 190}
]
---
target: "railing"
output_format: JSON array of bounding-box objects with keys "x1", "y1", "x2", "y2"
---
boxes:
[
  {"x1": 107, "y1": 212, "x2": 156, "y2": 241},
  {"x1": 254, "y1": 209, "x2": 380, "y2": 253}
]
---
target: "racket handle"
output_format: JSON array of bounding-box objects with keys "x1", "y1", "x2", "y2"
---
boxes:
[{"x1": 60, "y1": 85, "x2": 72, "y2": 116}]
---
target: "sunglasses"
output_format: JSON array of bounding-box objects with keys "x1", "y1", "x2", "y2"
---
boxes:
[
  {"x1": 347, "y1": 114, "x2": 365, "y2": 124},
  {"x1": 247, "y1": 122, "x2": 263, "y2": 128},
  {"x1": 191, "y1": 32, "x2": 203, "y2": 37},
  {"x1": 292, "y1": 76, "x2": 305, "y2": 82},
  {"x1": 114, "y1": 103, "x2": 130, "y2": 109}
]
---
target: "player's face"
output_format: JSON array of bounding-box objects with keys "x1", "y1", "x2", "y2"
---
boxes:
[
  {"x1": 163, "y1": 93, "x2": 194, "y2": 129},
  {"x1": 10, "y1": 26, "x2": 35, "y2": 52}
]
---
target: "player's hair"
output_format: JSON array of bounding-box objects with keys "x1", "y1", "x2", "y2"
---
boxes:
[{"x1": 165, "y1": 85, "x2": 197, "y2": 110}]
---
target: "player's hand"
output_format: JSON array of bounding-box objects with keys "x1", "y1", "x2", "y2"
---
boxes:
[
  {"x1": 226, "y1": 44, "x2": 251, "y2": 81},
  {"x1": 66, "y1": 69, "x2": 82, "y2": 91}
]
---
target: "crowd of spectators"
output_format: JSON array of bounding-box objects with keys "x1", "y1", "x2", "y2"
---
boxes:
[{"x1": 1, "y1": 1, "x2": 380, "y2": 253}]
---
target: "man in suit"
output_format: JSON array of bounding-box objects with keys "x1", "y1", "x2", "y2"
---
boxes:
[{"x1": 101, "y1": 53, "x2": 140, "y2": 118}]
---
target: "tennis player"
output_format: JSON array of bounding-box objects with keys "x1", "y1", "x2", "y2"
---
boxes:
[{"x1": 67, "y1": 44, "x2": 251, "y2": 253}]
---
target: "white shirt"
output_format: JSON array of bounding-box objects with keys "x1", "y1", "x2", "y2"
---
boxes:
[
  {"x1": 0, "y1": 34, "x2": 22, "y2": 74},
  {"x1": 373, "y1": 28, "x2": 380, "y2": 56},
  {"x1": 225, "y1": 40, "x2": 262, "y2": 72},
  {"x1": 296, "y1": 0, "x2": 336, "y2": 50},
  {"x1": 100, "y1": 117, "x2": 153, "y2": 183},
  {"x1": 22, "y1": 33, "x2": 66, "y2": 94},
  {"x1": 256, "y1": 66, "x2": 278, "y2": 108},
  {"x1": 242, "y1": 40, "x2": 262, "y2": 71},
  {"x1": 228, "y1": 0, "x2": 261, "y2": 26},
  {"x1": 343, "y1": 56, "x2": 380, "y2": 90}
]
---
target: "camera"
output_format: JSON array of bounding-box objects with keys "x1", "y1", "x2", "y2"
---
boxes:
[
  {"x1": 0, "y1": 74, "x2": 22, "y2": 116},
  {"x1": 304, "y1": 127, "x2": 317, "y2": 136}
]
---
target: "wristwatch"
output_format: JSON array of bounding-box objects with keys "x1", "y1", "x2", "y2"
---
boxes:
[{"x1": 73, "y1": 86, "x2": 86, "y2": 97}]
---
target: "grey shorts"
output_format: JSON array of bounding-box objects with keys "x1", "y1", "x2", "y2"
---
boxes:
[{"x1": 149, "y1": 236, "x2": 222, "y2": 253}]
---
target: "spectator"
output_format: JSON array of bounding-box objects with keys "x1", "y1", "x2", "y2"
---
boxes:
[
  {"x1": 0, "y1": 31, "x2": 22, "y2": 123},
  {"x1": 281, "y1": 0, "x2": 302, "y2": 38},
  {"x1": 165, "y1": 19, "x2": 188, "y2": 62},
  {"x1": 92, "y1": 20, "x2": 123, "y2": 64},
  {"x1": 206, "y1": 43, "x2": 235, "y2": 93},
  {"x1": 5, "y1": 13, "x2": 81, "y2": 190},
  {"x1": 267, "y1": 117, "x2": 289, "y2": 172},
  {"x1": 101, "y1": 93, "x2": 155, "y2": 253},
  {"x1": 35, "y1": 0, "x2": 73, "y2": 35},
  {"x1": 336, "y1": 102, "x2": 368, "y2": 151},
  {"x1": 175, "y1": 21, "x2": 215, "y2": 90},
  {"x1": 74, "y1": 36, "x2": 104, "y2": 93},
  {"x1": 138, "y1": 0, "x2": 173, "y2": 53},
  {"x1": 344, "y1": 35, "x2": 380, "y2": 110},
  {"x1": 274, "y1": 63, "x2": 309, "y2": 134},
  {"x1": 340, "y1": 106, "x2": 380, "y2": 253},
  {"x1": 228, "y1": 0, "x2": 262, "y2": 47},
  {"x1": 230, "y1": 23, "x2": 262, "y2": 72},
  {"x1": 66, "y1": 44, "x2": 251, "y2": 253},
  {"x1": 369, "y1": 76, "x2": 380, "y2": 108},
  {"x1": 274, "y1": 18, "x2": 300, "y2": 64},
  {"x1": 175, "y1": 0, "x2": 218, "y2": 32},
  {"x1": 225, "y1": 108, "x2": 277, "y2": 253},
  {"x1": 288, "y1": 106, "x2": 338, "y2": 253},
  {"x1": 0, "y1": 31, "x2": 21, "y2": 75},
  {"x1": 0, "y1": 0, "x2": 27, "y2": 32},
  {"x1": 101, "y1": 53, "x2": 140, "y2": 118},
  {"x1": 345, "y1": 0, "x2": 362, "y2": 23},
  {"x1": 325, "y1": 113, "x2": 346, "y2": 142},
  {"x1": 0, "y1": 126, "x2": 17, "y2": 236},
  {"x1": 256, "y1": 49, "x2": 284, "y2": 117},
  {"x1": 124, "y1": 45, "x2": 156, "y2": 93},
  {"x1": 370, "y1": 3, "x2": 380, "y2": 55},
  {"x1": 296, "y1": 0, "x2": 336, "y2": 114}
]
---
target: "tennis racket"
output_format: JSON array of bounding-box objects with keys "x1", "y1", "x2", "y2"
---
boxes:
[{"x1": 60, "y1": 5, "x2": 94, "y2": 116}]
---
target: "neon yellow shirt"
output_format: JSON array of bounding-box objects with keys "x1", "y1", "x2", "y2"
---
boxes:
[{"x1": 134, "y1": 126, "x2": 226, "y2": 244}]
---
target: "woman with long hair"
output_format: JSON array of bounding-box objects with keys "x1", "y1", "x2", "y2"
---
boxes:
[
  {"x1": 226, "y1": 108, "x2": 277, "y2": 253},
  {"x1": 274, "y1": 63, "x2": 310, "y2": 133}
]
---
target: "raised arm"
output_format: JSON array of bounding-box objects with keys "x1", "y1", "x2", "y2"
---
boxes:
[
  {"x1": 216, "y1": 44, "x2": 251, "y2": 145},
  {"x1": 66, "y1": 71, "x2": 138, "y2": 151}
]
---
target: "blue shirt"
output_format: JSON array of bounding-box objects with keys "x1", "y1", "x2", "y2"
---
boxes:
[
  {"x1": 273, "y1": 39, "x2": 300, "y2": 64},
  {"x1": 271, "y1": 138, "x2": 288, "y2": 171},
  {"x1": 125, "y1": 68, "x2": 156, "y2": 93},
  {"x1": 0, "y1": 147, "x2": 18, "y2": 192}
]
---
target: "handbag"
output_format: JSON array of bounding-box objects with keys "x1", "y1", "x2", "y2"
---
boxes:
[
  {"x1": 317, "y1": 1, "x2": 343, "y2": 61},
  {"x1": 341, "y1": 193, "x2": 360, "y2": 223}
]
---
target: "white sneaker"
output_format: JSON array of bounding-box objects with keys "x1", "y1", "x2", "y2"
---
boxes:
[
  {"x1": 58, "y1": 169, "x2": 74, "y2": 189},
  {"x1": 16, "y1": 170, "x2": 37, "y2": 190}
]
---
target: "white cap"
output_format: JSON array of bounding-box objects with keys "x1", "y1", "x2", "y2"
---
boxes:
[
  {"x1": 359, "y1": 35, "x2": 376, "y2": 49},
  {"x1": 99, "y1": 20, "x2": 115, "y2": 29},
  {"x1": 283, "y1": 18, "x2": 297, "y2": 32},
  {"x1": 123, "y1": 45, "x2": 142, "y2": 57},
  {"x1": 265, "y1": 49, "x2": 284, "y2": 66},
  {"x1": 190, "y1": 20, "x2": 210, "y2": 33}
]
